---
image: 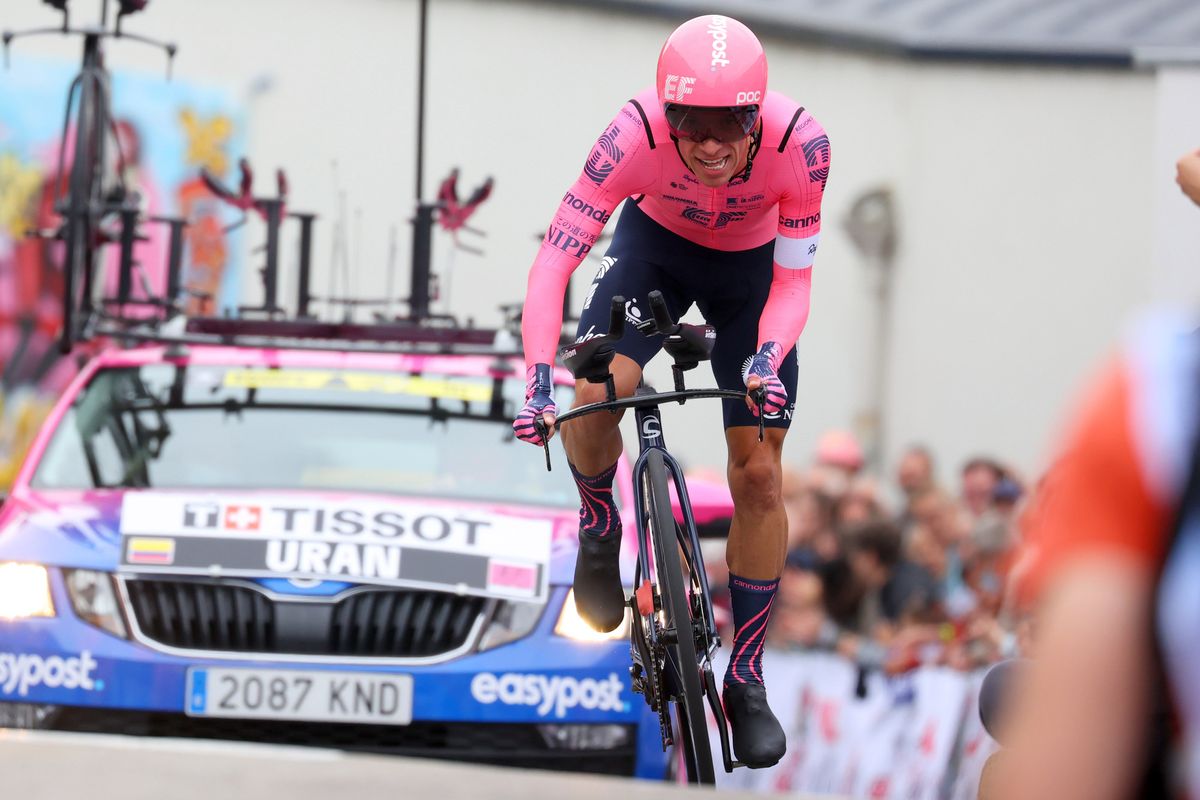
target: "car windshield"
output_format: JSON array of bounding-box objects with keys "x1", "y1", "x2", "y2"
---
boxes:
[{"x1": 31, "y1": 363, "x2": 590, "y2": 509}]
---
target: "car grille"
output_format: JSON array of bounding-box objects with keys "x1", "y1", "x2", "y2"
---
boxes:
[
  {"x1": 41, "y1": 708, "x2": 637, "y2": 776},
  {"x1": 123, "y1": 578, "x2": 493, "y2": 658}
]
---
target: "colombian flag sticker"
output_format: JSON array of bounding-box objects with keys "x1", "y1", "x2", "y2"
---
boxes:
[{"x1": 127, "y1": 537, "x2": 176, "y2": 565}]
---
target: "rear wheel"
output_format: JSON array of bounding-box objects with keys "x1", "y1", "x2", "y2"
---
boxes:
[{"x1": 644, "y1": 450, "x2": 714, "y2": 785}]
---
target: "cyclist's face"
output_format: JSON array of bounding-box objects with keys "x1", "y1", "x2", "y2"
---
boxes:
[{"x1": 676, "y1": 134, "x2": 753, "y2": 187}]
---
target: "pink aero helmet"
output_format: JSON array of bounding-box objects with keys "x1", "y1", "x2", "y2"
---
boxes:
[{"x1": 656, "y1": 15, "x2": 767, "y2": 142}]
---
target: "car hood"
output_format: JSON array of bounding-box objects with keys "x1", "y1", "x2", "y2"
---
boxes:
[{"x1": 0, "y1": 488, "x2": 610, "y2": 586}]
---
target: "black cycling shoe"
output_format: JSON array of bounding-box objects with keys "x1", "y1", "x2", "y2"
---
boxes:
[
  {"x1": 723, "y1": 682, "x2": 787, "y2": 768},
  {"x1": 572, "y1": 528, "x2": 625, "y2": 632}
]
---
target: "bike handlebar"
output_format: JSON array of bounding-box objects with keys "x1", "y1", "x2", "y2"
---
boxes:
[
  {"x1": 537, "y1": 385, "x2": 765, "y2": 473},
  {"x1": 3, "y1": 2, "x2": 176, "y2": 73},
  {"x1": 555, "y1": 388, "x2": 747, "y2": 426},
  {"x1": 533, "y1": 290, "x2": 769, "y2": 470}
]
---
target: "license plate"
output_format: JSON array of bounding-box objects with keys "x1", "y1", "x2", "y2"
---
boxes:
[{"x1": 185, "y1": 667, "x2": 412, "y2": 725}]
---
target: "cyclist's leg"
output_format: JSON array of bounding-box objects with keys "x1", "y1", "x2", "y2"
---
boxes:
[
  {"x1": 696, "y1": 240, "x2": 796, "y2": 767},
  {"x1": 696, "y1": 240, "x2": 796, "y2": 585},
  {"x1": 561, "y1": 201, "x2": 694, "y2": 631},
  {"x1": 560, "y1": 354, "x2": 641, "y2": 475}
]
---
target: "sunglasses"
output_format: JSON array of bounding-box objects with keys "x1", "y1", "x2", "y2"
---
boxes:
[{"x1": 664, "y1": 104, "x2": 760, "y2": 144}]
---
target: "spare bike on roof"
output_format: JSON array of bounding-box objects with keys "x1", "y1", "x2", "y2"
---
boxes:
[
  {"x1": 3, "y1": 0, "x2": 182, "y2": 353},
  {"x1": 0, "y1": 22, "x2": 505, "y2": 356},
  {"x1": 542, "y1": 291, "x2": 766, "y2": 784}
]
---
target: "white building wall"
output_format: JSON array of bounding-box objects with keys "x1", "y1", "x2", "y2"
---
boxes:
[{"x1": 5, "y1": 0, "x2": 1176, "y2": 489}]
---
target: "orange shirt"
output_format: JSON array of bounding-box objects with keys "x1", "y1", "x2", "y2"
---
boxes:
[{"x1": 1018, "y1": 353, "x2": 1173, "y2": 606}]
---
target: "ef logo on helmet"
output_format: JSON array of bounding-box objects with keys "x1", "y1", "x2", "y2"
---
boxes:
[{"x1": 663, "y1": 74, "x2": 696, "y2": 103}]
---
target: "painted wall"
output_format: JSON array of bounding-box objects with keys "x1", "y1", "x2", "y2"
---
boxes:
[{"x1": 4, "y1": 0, "x2": 1187, "y2": 489}]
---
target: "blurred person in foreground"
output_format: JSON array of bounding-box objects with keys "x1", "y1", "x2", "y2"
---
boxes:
[
  {"x1": 995, "y1": 152, "x2": 1200, "y2": 799},
  {"x1": 512, "y1": 14, "x2": 832, "y2": 767},
  {"x1": 1178, "y1": 147, "x2": 1200, "y2": 205}
]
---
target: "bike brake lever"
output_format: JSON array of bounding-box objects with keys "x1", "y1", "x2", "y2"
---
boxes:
[
  {"x1": 751, "y1": 386, "x2": 766, "y2": 443},
  {"x1": 534, "y1": 417, "x2": 552, "y2": 472}
]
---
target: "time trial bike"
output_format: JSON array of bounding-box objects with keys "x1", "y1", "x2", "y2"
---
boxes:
[{"x1": 538, "y1": 291, "x2": 765, "y2": 784}]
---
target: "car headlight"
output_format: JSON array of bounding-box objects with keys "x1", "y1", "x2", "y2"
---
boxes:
[
  {"x1": 64, "y1": 570, "x2": 127, "y2": 639},
  {"x1": 477, "y1": 600, "x2": 544, "y2": 651},
  {"x1": 555, "y1": 589, "x2": 629, "y2": 642},
  {"x1": 0, "y1": 562, "x2": 55, "y2": 619}
]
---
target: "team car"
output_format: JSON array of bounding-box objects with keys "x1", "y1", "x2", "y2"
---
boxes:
[{"x1": 0, "y1": 322, "x2": 678, "y2": 777}]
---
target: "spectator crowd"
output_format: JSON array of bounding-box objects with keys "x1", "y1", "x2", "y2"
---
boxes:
[{"x1": 703, "y1": 430, "x2": 1033, "y2": 680}]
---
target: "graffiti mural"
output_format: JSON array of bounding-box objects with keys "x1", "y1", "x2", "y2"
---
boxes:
[{"x1": 0, "y1": 57, "x2": 244, "y2": 487}]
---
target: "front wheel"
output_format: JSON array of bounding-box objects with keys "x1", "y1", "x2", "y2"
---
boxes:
[{"x1": 644, "y1": 450, "x2": 714, "y2": 785}]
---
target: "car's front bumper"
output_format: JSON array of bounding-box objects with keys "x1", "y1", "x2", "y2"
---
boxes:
[{"x1": 0, "y1": 585, "x2": 668, "y2": 779}]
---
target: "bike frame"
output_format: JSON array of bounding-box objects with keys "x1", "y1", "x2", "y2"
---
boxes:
[
  {"x1": 554, "y1": 381, "x2": 750, "y2": 777},
  {"x1": 627, "y1": 388, "x2": 722, "y2": 658}
]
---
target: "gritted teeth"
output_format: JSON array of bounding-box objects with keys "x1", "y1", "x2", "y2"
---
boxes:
[{"x1": 699, "y1": 156, "x2": 728, "y2": 170}]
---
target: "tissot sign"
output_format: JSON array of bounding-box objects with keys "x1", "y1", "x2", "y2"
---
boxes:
[{"x1": 118, "y1": 493, "x2": 552, "y2": 601}]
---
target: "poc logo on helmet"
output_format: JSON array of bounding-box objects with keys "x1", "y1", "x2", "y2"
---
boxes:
[
  {"x1": 707, "y1": 16, "x2": 730, "y2": 67},
  {"x1": 663, "y1": 74, "x2": 696, "y2": 103},
  {"x1": 736, "y1": 91, "x2": 762, "y2": 105}
]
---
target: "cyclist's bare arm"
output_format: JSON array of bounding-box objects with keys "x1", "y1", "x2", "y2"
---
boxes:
[
  {"x1": 1177, "y1": 148, "x2": 1200, "y2": 207},
  {"x1": 1000, "y1": 558, "x2": 1154, "y2": 800}
]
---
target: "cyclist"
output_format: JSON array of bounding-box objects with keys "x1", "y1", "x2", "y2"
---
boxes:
[{"x1": 512, "y1": 14, "x2": 830, "y2": 768}]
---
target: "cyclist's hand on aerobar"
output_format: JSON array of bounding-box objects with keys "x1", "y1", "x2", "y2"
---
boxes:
[
  {"x1": 513, "y1": 363, "x2": 558, "y2": 444},
  {"x1": 742, "y1": 341, "x2": 787, "y2": 417}
]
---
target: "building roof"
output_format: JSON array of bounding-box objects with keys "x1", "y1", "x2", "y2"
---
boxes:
[{"x1": 561, "y1": 0, "x2": 1200, "y2": 66}]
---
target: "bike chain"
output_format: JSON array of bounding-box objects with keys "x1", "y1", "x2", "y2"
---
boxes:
[{"x1": 628, "y1": 594, "x2": 675, "y2": 747}]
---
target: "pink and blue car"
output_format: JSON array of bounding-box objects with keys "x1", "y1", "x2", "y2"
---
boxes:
[{"x1": 0, "y1": 339, "x2": 675, "y2": 777}]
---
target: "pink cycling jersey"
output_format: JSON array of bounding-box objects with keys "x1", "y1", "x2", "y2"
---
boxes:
[{"x1": 521, "y1": 87, "x2": 830, "y2": 367}]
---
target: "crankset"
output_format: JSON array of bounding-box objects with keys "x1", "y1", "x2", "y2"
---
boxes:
[
  {"x1": 628, "y1": 589, "x2": 674, "y2": 747},
  {"x1": 702, "y1": 660, "x2": 743, "y2": 772}
]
